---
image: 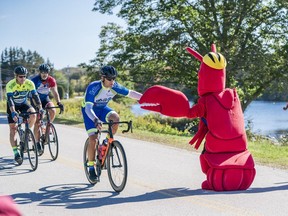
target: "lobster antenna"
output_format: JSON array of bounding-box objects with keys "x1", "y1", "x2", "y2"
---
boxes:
[
  {"x1": 186, "y1": 47, "x2": 203, "y2": 61},
  {"x1": 211, "y1": 44, "x2": 216, "y2": 52}
]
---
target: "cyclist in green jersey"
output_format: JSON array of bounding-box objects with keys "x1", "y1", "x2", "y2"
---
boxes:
[{"x1": 5, "y1": 66, "x2": 44, "y2": 164}]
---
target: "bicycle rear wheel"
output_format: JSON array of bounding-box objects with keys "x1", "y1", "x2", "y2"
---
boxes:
[
  {"x1": 25, "y1": 128, "x2": 38, "y2": 171},
  {"x1": 107, "y1": 140, "x2": 127, "y2": 192},
  {"x1": 83, "y1": 138, "x2": 98, "y2": 185},
  {"x1": 47, "y1": 123, "x2": 59, "y2": 160}
]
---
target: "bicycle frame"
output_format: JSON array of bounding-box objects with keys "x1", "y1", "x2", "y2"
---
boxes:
[
  {"x1": 16, "y1": 111, "x2": 39, "y2": 170},
  {"x1": 37, "y1": 106, "x2": 61, "y2": 160},
  {"x1": 17, "y1": 111, "x2": 39, "y2": 141},
  {"x1": 83, "y1": 120, "x2": 132, "y2": 191},
  {"x1": 98, "y1": 121, "x2": 132, "y2": 167}
]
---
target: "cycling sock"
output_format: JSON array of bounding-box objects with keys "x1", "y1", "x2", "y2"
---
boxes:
[
  {"x1": 12, "y1": 146, "x2": 18, "y2": 155},
  {"x1": 88, "y1": 161, "x2": 94, "y2": 169}
]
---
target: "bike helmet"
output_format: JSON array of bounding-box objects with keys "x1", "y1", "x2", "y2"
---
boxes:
[
  {"x1": 14, "y1": 66, "x2": 28, "y2": 75},
  {"x1": 39, "y1": 64, "x2": 51, "y2": 73},
  {"x1": 100, "y1": 65, "x2": 118, "y2": 78}
]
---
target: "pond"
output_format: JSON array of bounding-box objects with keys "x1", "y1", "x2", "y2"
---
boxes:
[{"x1": 131, "y1": 101, "x2": 288, "y2": 138}]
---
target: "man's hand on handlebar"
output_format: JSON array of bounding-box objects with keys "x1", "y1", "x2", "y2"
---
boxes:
[
  {"x1": 57, "y1": 102, "x2": 64, "y2": 113},
  {"x1": 11, "y1": 111, "x2": 18, "y2": 123},
  {"x1": 94, "y1": 118, "x2": 103, "y2": 132}
]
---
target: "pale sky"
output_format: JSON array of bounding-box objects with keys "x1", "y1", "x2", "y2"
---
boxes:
[{"x1": 0, "y1": 0, "x2": 125, "y2": 69}]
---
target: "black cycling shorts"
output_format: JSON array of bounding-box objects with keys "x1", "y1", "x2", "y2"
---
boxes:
[{"x1": 6, "y1": 102, "x2": 32, "y2": 124}]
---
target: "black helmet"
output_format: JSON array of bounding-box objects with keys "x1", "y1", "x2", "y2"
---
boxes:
[
  {"x1": 39, "y1": 64, "x2": 51, "y2": 73},
  {"x1": 100, "y1": 65, "x2": 118, "y2": 78},
  {"x1": 14, "y1": 66, "x2": 28, "y2": 75}
]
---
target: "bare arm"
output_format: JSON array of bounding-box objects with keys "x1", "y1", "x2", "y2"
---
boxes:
[
  {"x1": 51, "y1": 86, "x2": 61, "y2": 103},
  {"x1": 128, "y1": 90, "x2": 142, "y2": 100}
]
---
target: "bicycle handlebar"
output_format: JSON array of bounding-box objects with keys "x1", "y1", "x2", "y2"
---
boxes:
[
  {"x1": 45, "y1": 106, "x2": 63, "y2": 114},
  {"x1": 18, "y1": 111, "x2": 40, "y2": 119},
  {"x1": 100, "y1": 120, "x2": 133, "y2": 134},
  {"x1": 17, "y1": 111, "x2": 40, "y2": 125}
]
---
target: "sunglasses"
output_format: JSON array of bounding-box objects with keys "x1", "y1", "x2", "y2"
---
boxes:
[
  {"x1": 105, "y1": 77, "x2": 116, "y2": 81},
  {"x1": 18, "y1": 75, "x2": 26, "y2": 78}
]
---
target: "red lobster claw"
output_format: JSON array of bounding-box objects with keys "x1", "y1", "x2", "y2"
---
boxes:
[{"x1": 139, "y1": 85, "x2": 190, "y2": 117}]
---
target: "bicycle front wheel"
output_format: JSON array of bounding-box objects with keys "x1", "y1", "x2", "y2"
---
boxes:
[
  {"x1": 107, "y1": 140, "x2": 127, "y2": 192},
  {"x1": 47, "y1": 123, "x2": 59, "y2": 160},
  {"x1": 25, "y1": 128, "x2": 38, "y2": 171},
  {"x1": 83, "y1": 138, "x2": 98, "y2": 185}
]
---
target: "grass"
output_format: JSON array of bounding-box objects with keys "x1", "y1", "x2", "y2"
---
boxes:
[
  {"x1": 119, "y1": 128, "x2": 288, "y2": 170},
  {"x1": 1, "y1": 98, "x2": 288, "y2": 170}
]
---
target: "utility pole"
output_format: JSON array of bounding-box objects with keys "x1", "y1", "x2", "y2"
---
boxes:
[
  {"x1": 66, "y1": 65, "x2": 70, "y2": 99},
  {"x1": 0, "y1": 61, "x2": 3, "y2": 101}
]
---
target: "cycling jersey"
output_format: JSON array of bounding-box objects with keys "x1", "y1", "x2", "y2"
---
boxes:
[
  {"x1": 6, "y1": 78, "x2": 37, "y2": 106},
  {"x1": 82, "y1": 80, "x2": 129, "y2": 135},
  {"x1": 82, "y1": 80, "x2": 129, "y2": 109},
  {"x1": 31, "y1": 75, "x2": 56, "y2": 101}
]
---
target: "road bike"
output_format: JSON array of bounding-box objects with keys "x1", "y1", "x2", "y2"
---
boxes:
[
  {"x1": 83, "y1": 120, "x2": 132, "y2": 192},
  {"x1": 15, "y1": 111, "x2": 39, "y2": 171},
  {"x1": 38, "y1": 106, "x2": 62, "y2": 160}
]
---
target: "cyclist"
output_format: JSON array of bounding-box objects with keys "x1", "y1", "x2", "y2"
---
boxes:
[
  {"x1": 82, "y1": 65, "x2": 142, "y2": 181},
  {"x1": 30, "y1": 63, "x2": 64, "y2": 154},
  {"x1": 5, "y1": 66, "x2": 44, "y2": 164}
]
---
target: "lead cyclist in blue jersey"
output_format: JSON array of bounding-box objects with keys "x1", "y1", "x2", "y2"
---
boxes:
[{"x1": 82, "y1": 65, "x2": 142, "y2": 181}]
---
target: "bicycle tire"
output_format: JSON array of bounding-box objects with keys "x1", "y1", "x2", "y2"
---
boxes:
[
  {"x1": 107, "y1": 140, "x2": 128, "y2": 192},
  {"x1": 47, "y1": 123, "x2": 59, "y2": 160},
  {"x1": 83, "y1": 138, "x2": 98, "y2": 185},
  {"x1": 25, "y1": 128, "x2": 38, "y2": 171}
]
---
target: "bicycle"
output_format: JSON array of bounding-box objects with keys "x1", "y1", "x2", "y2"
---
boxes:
[
  {"x1": 15, "y1": 111, "x2": 39, "y2": 171},
  {"x1": 38, "y1": 106, "x2": 62, "y2": 160},
  {"x1": 83, "y1": 120, "x2": 132, "y2": 192}
]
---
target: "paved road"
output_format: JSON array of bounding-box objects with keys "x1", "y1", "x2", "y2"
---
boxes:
[{"x1": 0, "y1": 114, "x2": 288, "y2": 216}]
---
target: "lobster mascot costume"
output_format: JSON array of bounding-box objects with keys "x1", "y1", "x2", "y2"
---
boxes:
[{"x1": 139, "y1": 44, "x2": 256, "y2": 191}]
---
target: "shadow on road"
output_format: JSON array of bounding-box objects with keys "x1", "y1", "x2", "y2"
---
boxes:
[
  {"x1": 0, "y1": 156, "x2": 57, "y2": 176},
  {"x1": 0, "y1": 156, "x2": 33, "y2": 176},
  {"x1": 10, "y1": 183, "x2": 288, "y2": 209}
]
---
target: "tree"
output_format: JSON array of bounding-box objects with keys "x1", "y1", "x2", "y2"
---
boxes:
[
  {"x1": 1, "y1": 47, "x2": 46, "y2": 83},
  {"x1": 92, "y1": 0, "x2": 288, "y2": 111}
]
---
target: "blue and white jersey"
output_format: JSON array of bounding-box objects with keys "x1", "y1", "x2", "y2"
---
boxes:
[{"x1": 82, "y1": 80, "x2": 129, "y2": 108}]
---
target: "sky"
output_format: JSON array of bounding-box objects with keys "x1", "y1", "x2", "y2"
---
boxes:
[{"x1": 0, "y1": 0, "x2": 125, "y2": 69}]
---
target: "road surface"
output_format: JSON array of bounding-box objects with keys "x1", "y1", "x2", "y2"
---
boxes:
[{"x1": 0, "y1": 114, "x2": 288, "y2": 216}]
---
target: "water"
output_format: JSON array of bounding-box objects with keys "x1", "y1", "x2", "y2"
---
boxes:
[
  {"x1": 131, "y1": 101, "x2": 288, "y2": 138},
  {"x1": 244, "y1": 101, "x2": 288, "y2": 137}
]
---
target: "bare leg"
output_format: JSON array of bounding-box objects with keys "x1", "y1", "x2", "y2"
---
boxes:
[
  {"x1": 46, "y1": 102, "x2": 56, "y2": 122},
  {"x1": 88, "y1": 134, "x2": 98, "y2": 162},
  {"x1": 33, "y1": 117, "x2": 40, "y2": 143},
  {"x1": 9, "y1": 123, "x2": 17, "y2": 148},
  {"x1": 27, "y1": 107, "x2": 36, "y2": 129},
  {"x1": 108, "y1": 112, "x2": 120, "y2": 135}
]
